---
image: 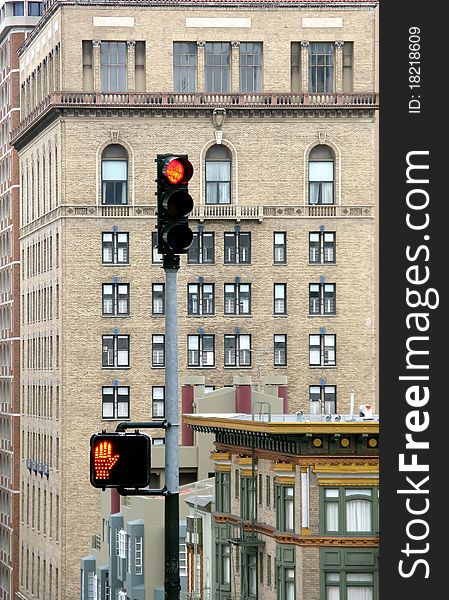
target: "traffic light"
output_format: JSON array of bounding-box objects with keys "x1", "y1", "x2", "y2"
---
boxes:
[
  {"x1": 156, "y1": 154, "x2": 194, "y2": 254},
  {"x1": 89, "y1": 432, "x2": 151, "y2": 489}
]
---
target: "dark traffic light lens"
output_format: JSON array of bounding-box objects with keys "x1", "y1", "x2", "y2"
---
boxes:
[
  {"x1": 165, "y1": 190, "x2": 194, "y2": 218},
  {"x1": 164, "y1": 224, "x2": 194, "y2": 253}
]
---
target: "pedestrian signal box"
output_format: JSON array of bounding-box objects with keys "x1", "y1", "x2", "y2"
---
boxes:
[{"x1": 89, "y1": 432, "x2": 151, "y2": 489}]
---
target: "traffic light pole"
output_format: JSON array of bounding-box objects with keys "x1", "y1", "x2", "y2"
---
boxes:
[{"x1": 163, "y1": 252, "x2": 181, "y2": 600}]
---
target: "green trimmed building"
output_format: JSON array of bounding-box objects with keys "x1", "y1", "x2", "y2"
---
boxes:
[{"x1": 184, "y1": 412, "x2": 379, "y2": 600}]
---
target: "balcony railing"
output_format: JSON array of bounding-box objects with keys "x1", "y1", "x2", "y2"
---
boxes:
[{"x1": 11, "y1": 91, "x2": 379, "y2": 143}]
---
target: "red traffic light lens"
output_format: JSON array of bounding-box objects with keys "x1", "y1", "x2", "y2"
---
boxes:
[
  {"x1": 163, "y1": 157, "x2": 194, "y2": 185},
  {"x1": 165, "y1": 159, "x2": 185, "y2": 184}
]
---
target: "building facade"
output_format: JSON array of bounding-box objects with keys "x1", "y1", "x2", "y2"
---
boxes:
[
  {"x1": 11, "y1": 1, "x2": 378, "y2": 598},
  {"x1": 184, "y1": 412, "x2": 379, "y2": 600},
  {"x1": 0, "y1": 2, "x2": 42, "y2": 599}
]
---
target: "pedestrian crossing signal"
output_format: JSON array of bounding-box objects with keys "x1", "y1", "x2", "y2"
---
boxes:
[{"x1": 89, "y1": 432, "x2": 151, "y2": 489}]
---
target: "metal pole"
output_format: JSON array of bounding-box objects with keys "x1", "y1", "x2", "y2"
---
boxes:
[{"x1": 164, "y1": 254, "x2": 181, "y2": 600}]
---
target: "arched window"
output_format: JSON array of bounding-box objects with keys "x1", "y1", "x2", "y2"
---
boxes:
[
  {"x1": 205, "y1": 145, "x2": 231, "y2": 205},
  {"x1": 101, "y1": 144, "x2": 128, "y2": 205},
  {"x1": 309, "y1": 145, "x2": 335, "y2": 205}
]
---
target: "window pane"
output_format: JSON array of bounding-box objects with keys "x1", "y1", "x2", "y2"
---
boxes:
[
  {"x1": 326, "y1": 502, "x2": 339, "y2": 532},
  {"x1": 346, "y1": 499, "x2": 371, "y2": 532},
  {"x1": 309, "y1": 162, "x2": 333, "y2": 181},
  {"x1": 347, "y1": 588, "x2": 373, "y2": 600},
  {"x1": 103, "y1": 161, "x2": 127, "y2": 181},
  {"x1": 102, "y1": 336, "x2": 114, "y2": 367}
]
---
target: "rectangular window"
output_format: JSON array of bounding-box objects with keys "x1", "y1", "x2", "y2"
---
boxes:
[
  {"x1": 102, "y1": 232, "x2": 129, "y2": 264},
  {"x1": 205, "y1": 42, "x2": 231, "y2": 93},
  {"x1": 224, "y1": 232, "x2": 251, "y2": 264},
  {"x1": 309, "y1": 231, "x2": 336, "y2": 264},
  {"x1": 216, "y1": 471, "x2": 231, "y2": 513},
  {"x1": 323, "y1": 488, "x2": 376, "y2": 535},
  {"x1": 188, "y1": 232, "x2": 214, "y2": 264},
  {"x1": 224, "y1": 334, "x2": 251, "y2": 367},
  {"x1": 274, "y1": 334, "x2": 287, "y2": 366},
  {"x1": 102, "y1": 386, "x2": 130, "y2": 419},
  {"x1": 100, "y1": 41, "x2": 127, "y2": 93},
  {"x1": 309, "y1": 42, "x2": 334, "y2": 93},
  {"x1": 152, "y1": 335, "x2": 165, "y2": 367},
  {"x1": 342, "y1": 42, "x2": 354, "y2": 92},
  {"x1": 274, "y1": 232, "x2": 286, "y2": 264},
  {"x1": 135, "y1": 537, "x2": 143, "y2": 575},
  {"x1": 206, "y1": 160, "x2": 231, "y2": 205},
  {"x1": 309, "y1": 334, "x2": 336, "y2": 366},
  {"x1": 241, "y1": 476, "x2": 256, "y2": 521},
  {"x1": 309, "y1": 385, "x2": 336, "y2": 415},
  {"x1": 152, "y1": 386, "x2": 165, "y2": 419},
  {"x1": 188, "y1": 283, "x2": 215, "y2": 315},
  {"x1": 173, "y1": 42, "x2": 197, "y2": 93},
  {"x1": 102, "y1": 334, "x2": 130, "y2": 368},
  {"x1": 12, "y1": 2, "x2": 24, "y2": 16},
  {"x1": 152, "y1": 283, "x2": 165, "y2": 315},
  {"x1": 188, "y1": 334, "x2": 215, "y2": 367},
  {"x1": 274, "y1": 284, "x2": 287, "y2": 315},
  {"x1": 224, "y1": 283, "x2": 251, "y2": 315},
  {"x1": 309, "y1": 283, "x2": 336, "y2": 315},
  {"x1": 266, "y1": 475, "x2": 271, "y2": 507},
  {"x1": 240, "y1": 42, "x2": 263, "y2": 93},
  {"x1": 291, "y1": 42, "x2": 301, "y2": 92},
  {"x1": 28, "y1": 2, "x2": 43, "y2": 16},
  {"x1": 276, "y1": 484, "x2": 295, "y2": 532},
  {"x1": 102, "y1": 283, "x2": 130, "y2": 316},
  {"x1": 309, "y1": 161, "x2": 334, "y2": 205},
  {"x1": 152, "y1": 231, "x2": 163, "y2": 264}
]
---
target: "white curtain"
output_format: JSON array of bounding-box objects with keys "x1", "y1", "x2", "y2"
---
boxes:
[
  {"x1": 326, "y1": 503, "x2": 339, "y2": 532},
  {"x1": 346, "y1": 499, "x2": 371, "y2": 532},
  {"x1": 347, "y1": 587, "x2": 373, "y2": 600},
  {"x1": 327, "y1": 587, "x2": 340, "y2": 600}
]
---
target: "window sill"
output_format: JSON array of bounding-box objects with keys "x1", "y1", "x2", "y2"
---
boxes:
[
  {"x1": 102, "y1": 263, "x2": 130, "y2": 267},
  {"x1": 223, "y1": 365, "x2": 252, "y2": 369},
  {"x1": 187, "y1": 262, "x2": 216, "y2": 266},
  {"x1": 308, "y1": 262, "x2": 336, "y2": 266},
  {"x1": 188, "y1": 314, "x2": 215, "y2": 317},
  {"x1": 223, "y1": 314, "x2": 252, "y2": 318},
  {"x1": 152, "y1": 365, "x2": 165, "y2": 369},
  {"x1": 224, "y1": 263, "x2": 252, "y2": 266},
  {"x1": 309, "y1": 365, "x2": 337, "y2": 369},
  {"x1": 274, "y1": 365, "x2": 287, "y2": 368},
  {"x1": 308, "y1": 314, "x2": 337, "y2": 317},
  {"x1": 102, "y1": 417, "x2": 131, "y2": 421},
  {"x1": 102, "y1": 314, "x2": 131, "y2": 318},
  {"x1": 152, "y1": 314, "x2": 165, "y2": 318},
  {"x1": 187, "y1": 366, "x2": 217, "y2": 369},
  {"x1": 102, "y1": 366, "x2": 131, "y2": 370},
  {"x1": 273, "y1": 314, "x2": 287, "y2": 317},
  {"x1": 273, "y1": 262, "x2": 287, "y2": 266}
]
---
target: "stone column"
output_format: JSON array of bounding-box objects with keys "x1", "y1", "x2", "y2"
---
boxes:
[
  {"x1": 126, "y1": 40, "x2": 136, "y2": 93},
  {"x1": 93, "y1": 40, "x2": 102, "y2": 93},
  {"x1": 197, "y1": 41, "x2": 205, "y2": 93},
  {"x1": 301, "y1": 41, "x2": 310, "y2": 93},
  {"x1": 334, "y1": 41, "x2": 344, "y2": 93},
  {"x1": 231, "y1": 41, "x2": 240, "y2": 94}
]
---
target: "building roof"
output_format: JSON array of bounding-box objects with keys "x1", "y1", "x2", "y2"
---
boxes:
[{"x1": 184, "y1": 413, "x2": 379, "y2": 435}]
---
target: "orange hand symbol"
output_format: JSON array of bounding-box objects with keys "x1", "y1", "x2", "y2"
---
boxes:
[{"x1": 94, "y1": 441, "x2": 119, "y2": 480}]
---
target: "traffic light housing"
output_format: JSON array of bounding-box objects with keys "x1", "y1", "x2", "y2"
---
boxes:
[
  {"x1": 90, "y1": 432, "x2": 151, "y2": 489},
  {"x1": 156, "y1": 154, "x2": 194, "y2": 254}
]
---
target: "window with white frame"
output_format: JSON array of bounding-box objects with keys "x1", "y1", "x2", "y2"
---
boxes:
[
  {"x1": 274, "y1": 334, "x2": 287, "y2": 366},
  {"x1": 309, "y1": 334, "x2": 336, "y2": 366},
  {"x1": 117, "y1": 529, "x2": 127, "y2": 558},
  {"x1": 309, "y1": 231, "x2": 336, "y2": 264},
  {"x1": 309, "y1": 385, "x2": 336, "y2": 415},
  {"x1": 152, "y1": 386, "x2": 165, "y2": 419},
  {"x1": 224, "y1": 334, "x2": 251, "y2": 367},
  {"x1": 152, "y1": 283, "x2": 165, "y2": 315},
  {"x1": 102, "y1": 231, "x2": 129, "y2": 264},
  {"x1": 179, "y1": 542, "x2": 187, "y2": 577},
  {"x1": 152, "y1": 231, "x2": 163, "y2": 264},
  {"x1": 135, "y1": 537, "x2": 143, "y2": 575},
  {"x1": 188, "y1": 231, "x2": 214, "y2": 264},
  {"x1": 224, "y1": 232, "x2": 251, "y2": 264},
  {"x1": 102, "y1": 334, "x2": 130, "y2": 368},
  {"x1": 188, "y1": 334, "x2": 215, "y2": 367},
  {"x1": 102, "y1": 283, "x2": 130, "y2": 316},
  {"x1": 274, "y1": 232, "x2": 287, "y2": 264},
  {"x1": 324, "y1": 571, "x2": 375, "y2": 600},
  {"x1": 206, "y1": 145, "x2": 231, "y2": 204},
  {"x1": 308, "y1": 145, "x2": 335, "y2": 205},
  {"x1": 101, "y1": 144, "x2": 128, "y2": 205},
  {"x1": 188, "y1": 283, "x2": 214, "y2": 315},
  {"x1": 102, "y1": 386, "x2": 130, "y2": 419},
  {"x1": 274, "y1": 284, "x2": 287, "y2": 315},
  {"x1": 152, "y1": 335, "x2": 165, "y2": 367},
  {"x1": 309, "y1": 283, "x2": 336, "y2": 315},
  {"x1": 224, "y1": 283, "x2": 251, "y2": 315}
]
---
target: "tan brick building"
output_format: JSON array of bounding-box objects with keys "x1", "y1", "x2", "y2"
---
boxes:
[{"x1": 11, "y1": 0, "x2": 378, "y2": 598}]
